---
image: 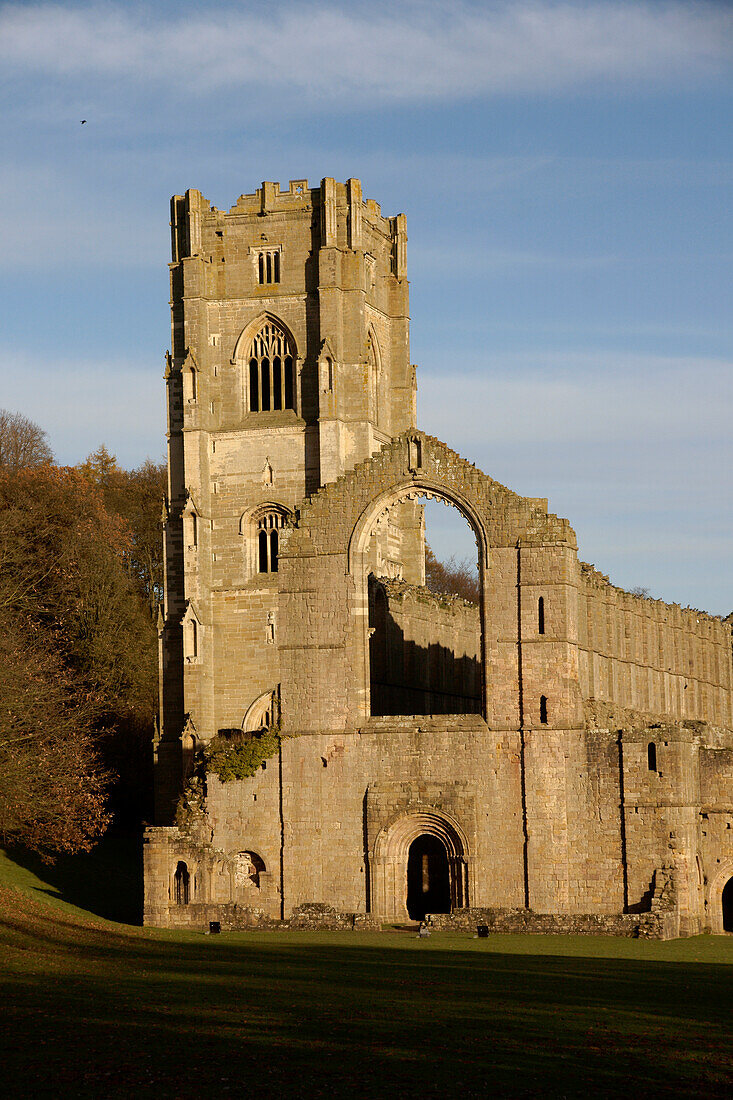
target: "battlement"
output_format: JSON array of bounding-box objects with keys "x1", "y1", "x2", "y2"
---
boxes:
[{"x1": 170, "y1": 177, "x2": 406, "y2": 267}]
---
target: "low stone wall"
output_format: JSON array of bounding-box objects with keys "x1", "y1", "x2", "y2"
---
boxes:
[
  {"x1": 159, "y1": 901, "x2": 381, "y2": 932},
  {"x1": 427, "y1": 906, "x2": 679, "y2": 940}
]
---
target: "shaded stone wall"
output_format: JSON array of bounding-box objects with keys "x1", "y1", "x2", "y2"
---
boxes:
[{"x1": 368, "y1": 576, "x2": 481, "y2": 715}]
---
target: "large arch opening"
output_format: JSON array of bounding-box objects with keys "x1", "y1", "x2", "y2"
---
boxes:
[
  {"x1": 364, "y1": 489, "x2": 483, "y2": 717},
  {"x1": 723, "y1": 878, "x2": 733, "y2": 932},
  {"x1": 407, "y1": 834, "x2": 451, "y2": 920}
]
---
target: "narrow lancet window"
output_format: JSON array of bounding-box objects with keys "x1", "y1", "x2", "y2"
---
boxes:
[
  {"x1": 174, "y1": 861, "x2": 190, "y2": 904},
  {"x1": 647, "y1": 741, "x2": 657, "y2": 772},
  {"x1": 538, "y1": 596, "x2": 545, "y2": 635},
  {"x1": 539, "y1": 695, "x2": 548, "y2": 724}
]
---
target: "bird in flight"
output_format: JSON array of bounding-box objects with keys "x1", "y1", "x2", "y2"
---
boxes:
[{"x1": 81, "y1": 119, "x2": 87, "y2": 124}]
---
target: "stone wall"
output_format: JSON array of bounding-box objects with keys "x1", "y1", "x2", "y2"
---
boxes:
[
  {"x1": 578, "y1": 563, "x2": 732, "y2": 726},
  {"x1": 369, "y1": 575, "x2": 481, "y2": 715}
]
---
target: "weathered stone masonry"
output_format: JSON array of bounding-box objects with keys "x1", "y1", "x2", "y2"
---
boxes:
[{"x1": 145, "y1": 177, "x2": 733, "y2": 937}]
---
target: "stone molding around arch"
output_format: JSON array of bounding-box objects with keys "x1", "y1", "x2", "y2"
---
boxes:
[
  {"x1": 370, "y1": 807, "x2": 471, "y2": 922},
  {"x1": 348, "y1": 475, "x2": 489, "y2": 576},
  {"x1": 708, "y1": 859, "x2": 733, "y2": 933},
  {"x1": 231, "y1": 310, "x2": 299, "y2": 365}
]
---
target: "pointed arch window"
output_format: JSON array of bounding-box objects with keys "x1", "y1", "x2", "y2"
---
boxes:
[
  {"x1": 247, "y1": 320, "x2": 295, "y2": 413},
  {"x1": 367, "y1": 330, "x2": 381, "y2": 427},
  {"x1": 241, "y1": 504, "x2": 291, "y2": 577},
  {"x1": 257, "y1": 511, "x2": 286, "y2": 573}
]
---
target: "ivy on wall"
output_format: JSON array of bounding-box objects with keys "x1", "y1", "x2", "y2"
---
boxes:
[{"x1": 203, "y1": 728, "x2": 281, "y2": 783}]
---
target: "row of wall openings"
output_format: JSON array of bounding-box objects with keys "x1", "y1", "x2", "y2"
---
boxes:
[
  {"x1": 258, "y1": 512, "x2": 286, "y2": 573},
  {"x1": 258, "y1": 250, "x2": 281, "y2": 284},
  {"x1": 247, "y1": 321, "x2": 295, "y2": 412}
]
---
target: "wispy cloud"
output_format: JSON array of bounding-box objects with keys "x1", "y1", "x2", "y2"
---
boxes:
[
  {"x1": 0, "y1": 350, "x2": 165, "y2": 466},
  {"x1": 419, "y1": 352, "x2": 733, "y2": 449},
  {"x1": 0, "y1": 1, "x2": 730, "y2": 108},
  {"x1": 419, "y1": 352, "x2": 733, "y2": 611}
]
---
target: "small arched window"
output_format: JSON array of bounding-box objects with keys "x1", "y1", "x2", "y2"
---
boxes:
[
  {"x1": 538, "y1": 596, "x2": 545, "y2": 635},
  {"x1": 257, "y1": 511, "x2": 286, "y2": 573},
  {"x1": 246, "y1": 320, "x2": 295, "y2": 412},
  {"x1": 647, "y1": 741, "x2": 657, "y2": 772},
  {"x1": 174, "y1": 861, "x2": 190, "y2": 905},
  {"x1": 539, "y1": 695, "x2": 548, "y2": 724}
]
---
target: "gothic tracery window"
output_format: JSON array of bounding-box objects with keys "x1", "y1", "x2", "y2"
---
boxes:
[{"x1": 247, "y1": 320, "x2": 294, "y2": 413}]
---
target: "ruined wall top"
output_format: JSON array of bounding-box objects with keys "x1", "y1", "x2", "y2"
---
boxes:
[{"x1": 283, "y1": 429, "x2": 578, "y2": 560}]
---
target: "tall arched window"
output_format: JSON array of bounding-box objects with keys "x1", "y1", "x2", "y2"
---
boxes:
[{"x1": 246, "y1": 320, "x2": 295, "y2": 413}]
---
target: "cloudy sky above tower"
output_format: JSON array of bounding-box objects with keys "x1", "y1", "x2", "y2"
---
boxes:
[{"x1": 1, "y1": 0, "x2": 731, "y2": 612}]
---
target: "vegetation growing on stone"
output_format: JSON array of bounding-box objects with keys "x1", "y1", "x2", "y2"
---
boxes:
[{"x1": 204, "y1": 728, "x2": 281, "y2": 783}]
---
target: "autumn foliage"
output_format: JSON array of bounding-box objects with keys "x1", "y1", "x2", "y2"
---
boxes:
[
  {"x1": 0, "y1": 428, "x2": 166, "y2": 859},
  {"x1": 424, "y1": 543, "x2": 480, "y2": 604}
]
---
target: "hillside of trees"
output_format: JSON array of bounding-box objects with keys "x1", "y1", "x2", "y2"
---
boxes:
[{"x1": 0, "y1": 411, "x2": 165, "y2": 859}]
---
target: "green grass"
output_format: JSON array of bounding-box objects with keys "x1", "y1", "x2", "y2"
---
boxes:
[{"x1": 1, "y1": 847, "x2": 732, "y2": 1098}]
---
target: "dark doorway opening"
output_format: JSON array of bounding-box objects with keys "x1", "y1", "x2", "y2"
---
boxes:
[
  {"x1": 406, "y1": 834, "x2": 451, "y2": 921},
  {"x1": 723, "y1": 877, "x2": 733, "y2": 932}
]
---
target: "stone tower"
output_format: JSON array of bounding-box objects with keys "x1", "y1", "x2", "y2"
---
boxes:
[{"x1": 156, "y1": 177, "x2": 422, "y2": 819}]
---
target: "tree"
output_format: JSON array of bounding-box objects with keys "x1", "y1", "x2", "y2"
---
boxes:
[
  {"x1": 78, "y1": 448, "x2": 167, "y2": 617},
  {"x1": 0, "y1": 462, "x2": 159, "y2": 850},
  {"x1": 0, "y1": 409, "x2": 53, "y2": 470},
  {"x1": 0, "y1": 618, "x2": 110, "y2": 858},
  {"x1": 424, "y1": 543, "x2": 480, "y2": 604}
]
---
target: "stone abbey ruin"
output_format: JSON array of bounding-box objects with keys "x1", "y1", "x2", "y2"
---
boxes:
[{"x1": 144, "y1": 177, "x2": 733, "y2": 937}]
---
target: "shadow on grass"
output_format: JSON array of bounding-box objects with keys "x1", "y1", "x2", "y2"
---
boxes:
[
  {"x1": 1, "y1": 918, "x2": 733, "y2": 1099},
  {"x1": 5, "y1": 830, "x2": 143, "y2": 924}
]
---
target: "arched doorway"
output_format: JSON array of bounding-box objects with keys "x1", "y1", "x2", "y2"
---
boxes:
[
  {"x1": 371, "y1": 809, "x2": 470, "y2": 921},
  {"x1": 723, "y1": 878, "x2": 733, "y2": 932},
  {"x1": 407, "y1": 834, "x2": 451, "y2": 920}
]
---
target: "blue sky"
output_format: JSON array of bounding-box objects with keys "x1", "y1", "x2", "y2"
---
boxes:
[{"x1": 1, "y1": 0, "x2": 731, "y2": 612}]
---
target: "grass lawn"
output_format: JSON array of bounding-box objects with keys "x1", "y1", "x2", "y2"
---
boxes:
[{"x1": 1, "y1": 846, "x2": 732, "y2": 1098}]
